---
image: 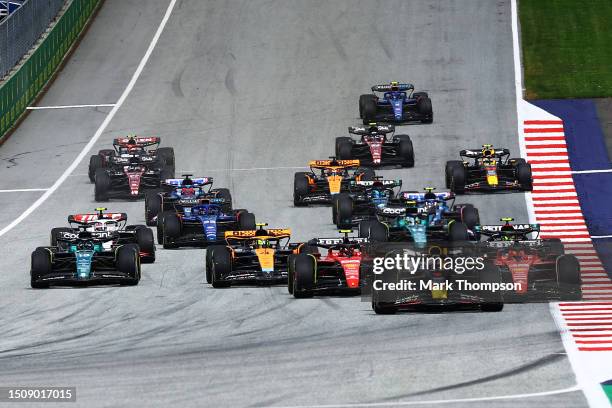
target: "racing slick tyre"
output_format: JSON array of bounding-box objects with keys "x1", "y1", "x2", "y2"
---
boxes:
[
  {"x1": 458, "y1": 204, "x2": 480, "y2": 230},
  {"x1": 117, "y1": 244, "x2": 141, "y2": 286},
  {"x1": 479, "y1": 261, "x2": 504, "y2": 312},
  {"x1": 238, "y1": 211, "x2": 256, "y2": 230},
  {"x1": 413, "y1": 91, "x2": 429, "y2": 99},
  {"x1": 447, "y1": 162, "x2": 466, "y2": 194},
  {"x1": 210, "y1": 246, "x2": 232, "y2": 288},
  {"x1": 206, "y1": 246, "x2": 225, "y2": 284},
  {"x1": 372, "y1": 266, "x2": 398, "y2": 314},
  {"x1": 88, "y1": 155, "x2": 105, "y2": 183},
  {"x1": 448, "y1": 221, "x2": 469, "y2": 242},
  {"x1": 98, "y1": 149, "x2": 115, "y2": 158},
  {"x1": 335, "y1": 137, "x2": 353, "y2": 160},
  {"x1": 293, "y1": 254, "x2": 315, "y2": 298},
  {"x1": 50, "y1": 227, "x2": 72, "y2": 246},
  {"x1": 358, "y1": 167, "x2": 376, "y2": 181},
  {"x1": 160, "y1": 165, "x2": 174, "y2": 180},
  {"x1": 360, "y1": 94, "x2": 377, "y2": 120},
  {"x1": 546, "y1": 238, "x2": 565, "y2": 257},
  {"x1": 335, "y1": 193, "x2": 353, "y2": 229},
  {"x1": 557, "y1": 254, "x2": 581, "y2": 301},
  {"x1": 396, "y1": 134, "x2": 414, "y2": 167},
  {"x1": 135, "y1": 226, "x2": 155, "y2": 263},
  {"x1": 417, "y1": 97, "x2": 433, "y2": 123},
  {"x1": 211, "y1": 188, "x2": 233, "y2": 212},
  {"x1": 145, "y1": 192, "x2": 162, "y2": 226},
  {"x1": 293, "y1": 172, "x2": 310, "y2": 207},
  {"x1": 94, "y1": 169, "x2": 111, "y2": 201},
  {"x1": 287, "y1": 254, "x2": 296, "y2": 294},
  {"x1": 156, "y1": 147, "x2": 175, "y2": 171},
  {"x1": 445, "y1": 160, "x2": 463, "y2": 189},
  {"x1": 31, "y1": 248, "x2": 52, "y2": 289},
  {"x1": 516, "y1": 162, "x2": 533, "y2": 191},
  {"x1": 358, "y1": 220, "x2": 388, "y2": 242},
  {"x1": 160, "y1": 211, "x2": 181, "y2": 249},
  {"x1": 511, "y1": 158, "x2": 527, "y2": 166}
]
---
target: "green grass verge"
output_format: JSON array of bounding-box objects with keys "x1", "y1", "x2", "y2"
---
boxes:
[{"x1": 520, "y1": 0, "x2": 612, "y2": 99}]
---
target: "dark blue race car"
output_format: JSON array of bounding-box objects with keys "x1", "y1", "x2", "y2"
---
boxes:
[
  {"x1": 157, "y1": 202, "x2": 256, "y2": 249},
  {"x1": 359, "y1": 82, "x2": 433, "y2": 125}
]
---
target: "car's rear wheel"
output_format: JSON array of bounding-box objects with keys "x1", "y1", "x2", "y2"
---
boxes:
[
  {"x1": 448, "y1": 221, "x2": 469, "y2": 241},
  {"x1": 359, "y1": 220, "x2": 388, "y2": 242},
  {"x1": 160, "y1": 211, "x2": 181, "y2": 248},
  {"x1": 479, "y1": 261, "x2": 504, "y2": 312},
  {"x1": 396, "y1": 134, "x2": 414, "y2": 167},
  {"x1": 358, "y1": 167, "x2": 375, "y2": 181},
  {"x1": 335, "y1": 137, "x2": 353, "y2": 160},
  {"x1": 516, "y1": 162, "x2": 533, "y2": 191},
  {"x1": 211, "y1": 246, "x2": 232, "y2": 288},
  {"x1": 31, "y1": 248, "x2": 52, "y2": 289},
  {"x1": 458, "y1": 204, "x2": 480, "y2": 230},
  {"x1": 212, "y1": 188, "x2": 233, "y2": 212},
  {"x1": 335, "y1": 193, "x2": 354, "y2": 229},
  {"x1": 557, "y1": 254, "x2": 581, "y2": 301},
  {"x1": 448, "y1": 163, "x2": 466, "y2": 194},
  {"x1": 360, "y1": 94, "x2": 377, "y2": 120},
  {"x1": 293, "y1": 254, "x2": 315, "y2": 298},
  {"x1": 117, "y1": 244, "x2": 140, "y2": 285},
  {"x1": 445, "y1": 160, "x2": 463, "y2": 189},
  {"x1": 88, "y1": 155, "x2": 104, "y2": 183},
  {"x1": 145, "y1": 192, "x2": 162, "y2": 226},
  {"x1": 294, "y1": 172, "x2": 310, "y2": 207},
  {"x1": 94, "y1": 169, "x2": 111, "y2": 201},
  {"x1": 156, "y1": 147, "x2": 175, "y2": 171},
  {"x1": 50, "y1": 227, "x2": 72, "y2": 246},
  {"x1": 238, "y1": 211, "x2": 256, "y2": 230},
  {"x1": 287, "y1": 254, "x2": 296, "y2": 294},
  {"x1": 417, "y1": 97, "x2": 433, "y2": 123},
  {"x1": 135, "y1": 226, "x2": 155, "y2": 263}
]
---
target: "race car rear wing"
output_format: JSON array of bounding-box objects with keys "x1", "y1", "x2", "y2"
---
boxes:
[
  {"x1": 348, "y1": 124, "x2": 395, "y2": 135},
  {"x1": 460, "y1": 148, "x2": 510, "y2": 159},
  {"x1": 399, "y1": 191, "x2": 454, "y2": 202},
  {"x1": 310, "y1": 237, "x2": 369, "y2": 246},
  {"x1": 483, "y1": 239, "x2": 543, "y2": 248},
  {"x1": 163, "y1": 177, "x2": 213, "y2": 187},
  {"x1": 113, "y1": 136, "x2": 160, "y2": 147},
  {"x1": 476, "y1": 224, "x2": 540, "y2": 240},
  {"x1": 352, "y1": 179, "x2": 402, "y2": 188},
  {"x1": 371, "y1": 83, "x2": 414, "y2": 92},
  {"x1": 224, "y1": 229, "x2": 291, "y2": 240},
  {"x1": 309, "y1": 159, "x2": 360, "y2": 169},
  {"x1": 68, "y1": 213, "x2": 128, "y2": 224}
]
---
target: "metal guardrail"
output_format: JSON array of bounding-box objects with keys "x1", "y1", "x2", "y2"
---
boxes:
[
  {"x1": 0, "y1": 0, "x2": 66, "y2": 79},
  {"x1": 0, "y1": 0, "x2": 100, "y2": 138}
]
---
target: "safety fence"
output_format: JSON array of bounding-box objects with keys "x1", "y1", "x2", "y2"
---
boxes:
[{"x1": 0, "y1": 0, "x2": 100, "y2": 138}]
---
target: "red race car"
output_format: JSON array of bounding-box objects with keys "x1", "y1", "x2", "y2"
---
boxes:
[
  {"x1": 477, "y1": 218, "x2": 581, "y2": 301},
  {"x1": 289, "y1": 230, "x2": 369, "y2": 297}
]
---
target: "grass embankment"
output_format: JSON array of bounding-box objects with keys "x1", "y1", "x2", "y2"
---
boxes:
[{"x1": 520, "y1": 0, "x2": 612, "y2": 99}]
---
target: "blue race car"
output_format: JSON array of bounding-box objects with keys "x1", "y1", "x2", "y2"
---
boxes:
[
  {"x1": 157, "y1": 201, "x2": 256, "y2": 249},
  {"x1": 145, "y1": 174, "x2": 232, "y2": 226},
  {"x1": 357, "y1": 188, "x2": 479, "y2": 246},
  {"x1": 359, "y1": 82, "x2": 433, "y2": 125}
]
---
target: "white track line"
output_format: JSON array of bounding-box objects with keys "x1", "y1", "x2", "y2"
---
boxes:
[
  {"x1": 273, "y1": 385, "x2": 581, "y2": 408},
  {"x1": 0, "y1": 188, "x2": 49, "y2": 193},
  {"x1": 26, "y1": 104, "x2": 116, "y2": 110},
  {"x1": 592, "y1": 235, "x2": 612, "y2": 239},
  {"x1": 572, "y1": 169, "x2": 612, "y2": 174},
  {"x1": 0, "y1": 0, "x2": 177, "y2": 238}
]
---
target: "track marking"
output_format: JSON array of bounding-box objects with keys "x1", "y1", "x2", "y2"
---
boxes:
[
  {"x1": 573, "y1": 169, "x2": 612, "y2": 174},
  {"x1": 26, "y1": 104, "x2": 116, "y2": 110},
  {"x1": 0, "y1": 188, "x2": 49, "y2": 193},
  {"x1": 592, "y1": 235, "x2": 612, "y2": 239},
  {"x1": 271, "y1": 386, "x2": 581, "y2": 408},
  {"x1": 0, "y1": 0, "x2": 178, "y2": 238},
  {"x1": 178, "y1": 166, "x2": 309, "y2": 172}
]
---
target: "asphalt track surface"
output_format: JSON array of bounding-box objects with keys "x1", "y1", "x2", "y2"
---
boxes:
[{"x1": 0, "y1": 1, "x2": 588, "y2": 407}]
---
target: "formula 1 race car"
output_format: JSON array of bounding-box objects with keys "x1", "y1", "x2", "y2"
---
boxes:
[
  {"x1": 370, "y1": 245, "x2": 504, "y2": 314},
  {"x1": 289, "y1": 230, "x2": 369, "y2": 297},
  {"x1": 445, "y1": 145, "x2": 532, "y2": 194},
  {"x1": 205, "y1": 224, "x2": 299, "y2": 287},
  {"x1": 359, "y1": 82, "x2": 433, "y2": 124},
  {"x1": 332, "y1": 178, "x2": 403, "y2": 229},
  {"x1": 335, "y1": 124, "x2": 414, "y2": 167},
  {"x1": 50, "y1": 208, "x2": 156, "y2": 263},
  {"x1": 31, "y1": 225, "x2": 141, "y2": 288},
  {"x1": 88, "y1": 135, "x2": 175, "y2": 182},
  {"x1": 144, "y1": 175, "x2": 232, "y2": 226},
  {"x1": 157, "y1": 202, "x2": 256, "y2": 249},
  {"x1": 475, "y1": 218, "x2": 581, "y2": 301},
  {"x1": 357, "y1": 188, "x2": 479, "y2": 246},
  {"x1": 293, "y1": 158, "x2": 375, "y2": 206}
]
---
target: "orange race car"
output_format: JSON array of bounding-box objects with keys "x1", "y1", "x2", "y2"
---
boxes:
[{"x1": 293, "y1": 158, "x2": 375, "y2": 206}]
